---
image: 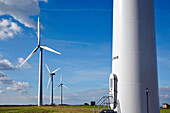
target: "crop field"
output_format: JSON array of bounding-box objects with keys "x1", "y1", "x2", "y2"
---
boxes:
[{"x1": 0, "y1": 105, "x2": 169, "y2": 113}]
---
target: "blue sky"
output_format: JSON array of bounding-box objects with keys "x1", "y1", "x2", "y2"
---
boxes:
[{"x1": 0, "y1": 0, "x2": 169, "y2": 105}]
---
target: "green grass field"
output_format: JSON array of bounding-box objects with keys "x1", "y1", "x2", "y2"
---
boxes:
[
  {"x1": 0, "y1": 105, "x2": 169, "y2": 113},
  {"x1": 0, "y1": 105, "x2": 94, "y2": 113},
  {"x1": 160, "y1": 108, "x2": 170, "y2": 113}
]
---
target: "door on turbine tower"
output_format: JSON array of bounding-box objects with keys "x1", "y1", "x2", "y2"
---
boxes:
[
  {"x1": 109, "y1": 74, "x2": 114, "y2": 109},
  {"x1": 109, "y1": 73, "x2": 118, "y2": 110}
]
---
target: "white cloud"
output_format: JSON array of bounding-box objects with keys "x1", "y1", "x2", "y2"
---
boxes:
[
  {"x1": 38, "y1": 0, "x2": 48, "y2": 2},
  {"x1": 159, "y1": 87, "x2": 170, "y2": 105},
  {"x1": 0, "y1": 72, "x2": 32, "y2": 94},
  {"x1": 0, "y1": 54, "x2": 31, "y2": 70},
  {"x1": 6, "y1": 81, "x2": 32, "y2": 94},
  {"x1": 0, "y1": 0, "x2": 47, "y2": 28},
  {"x1": 17, "y1": 57, "x2": 32, "y2": 69},
  {"x1": 0, "y1": 90, "x2": 5, "y2": 94},
  {"x1": 0, "y1": 55, "x2": 15, "y2": 70},
  {"x1": 0, "y1": 72, "x2": 14, "y2": 84},
  {"x1": 0, "y1": 18, "x2": 21, "y2": 40},
  {"x1": 0, "y1": 85, "x2": 5, "y2": 94}
]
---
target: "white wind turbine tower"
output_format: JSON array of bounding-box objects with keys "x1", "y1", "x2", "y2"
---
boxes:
[
  {"x1": 55, "y1": 74, "x2": 68, "y2": 105},
  {"x1": 46, "y1": 64, "x2": 60, "y2": 105},
  {"x1": 109, "y1": 0, "x2": 159, "y2": 113},
  {"x1": 20, "y1": 17, "x2": 61, "y2": 106}
]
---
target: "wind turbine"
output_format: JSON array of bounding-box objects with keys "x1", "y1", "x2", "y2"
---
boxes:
[
  {"x1": 20, "y1": 17, "x2": 61, "y2": 106},
  {"x1": 55, "y1": 74, "x2": 68, "y2": 105},
  {"x1": 46, "y1": 64, "x2": 60, "y2": 105}
]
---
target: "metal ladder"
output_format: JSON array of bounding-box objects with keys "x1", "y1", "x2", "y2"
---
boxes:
[{"x1": 94, "y1": 96, "x2": 114, "y2": 113}]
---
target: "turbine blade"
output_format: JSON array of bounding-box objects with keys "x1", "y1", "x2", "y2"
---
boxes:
[
  {"x1": 52, "y1": 68, "x2": 60, "y2": 73},
  {"x1": 37, "y1": 17, "x2": 40, "y2": 45},
  {"x1": 54, "y1": 84, "x2": 61, "y2": 89},
  {"x1": 40, "y1": 46, "x2": 61, "y2": 55},
  {"x1": 47, "y1": 75, "x2": 51, "y2": 89},
  {"x1": 63, "y1": 85, "x2": 69, "y2": 89},
  {"x1": 45, "y1": 64, "x2": 51, "y2": 73},
  {"x1": 20, "y1": 46, "x2": 39, "y2": 67},
  {"x1": 60, "y1": 74, "x2": 62, "y2": 84}
]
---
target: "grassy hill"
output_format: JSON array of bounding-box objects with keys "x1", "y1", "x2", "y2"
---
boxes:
[
  {"x1": 160, "y1": 108, "x2": 170, "y2": 113},
  {"x1": 0, "y1": 105, "x2": 169, "y2": 113}
]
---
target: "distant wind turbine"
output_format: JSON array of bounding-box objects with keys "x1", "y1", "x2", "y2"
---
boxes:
[
  {"x1": 20, "y1": 17, "x2": 61, "y2": 106},
  {"x1": 46, "y1": 64, "x2": 60, "y2": 105},
  {"x1": 55, "y1": 74, "x2": 68, "y2": 105}
]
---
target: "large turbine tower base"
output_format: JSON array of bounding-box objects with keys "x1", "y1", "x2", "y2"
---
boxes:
[{"x1": 110, "y1": 0, "x2": 160, "y2": 113}]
